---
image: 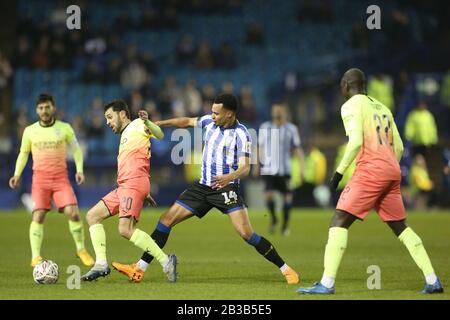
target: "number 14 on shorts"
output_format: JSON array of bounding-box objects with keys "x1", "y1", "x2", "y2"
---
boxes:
[{"x1": 222, "y1": 191, "x2": 238, "y2": 205}]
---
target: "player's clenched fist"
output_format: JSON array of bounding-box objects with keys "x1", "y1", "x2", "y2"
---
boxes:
[
  {"x1": 138, "y1": 110, "x2": 149, "y2": 121},
  {"x1": 9, "y1": 176, "x2": 20, "y2": 189}
]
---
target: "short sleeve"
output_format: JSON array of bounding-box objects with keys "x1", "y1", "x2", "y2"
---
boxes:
[
  {"x1": 65, "y1": 123, "x2": 77, "y2": 144},
  {"x1": 236, "y1": 127, "x2": 252, "y2": 158},
  {"x1": 290, "y1": 124, "x2": 301, "y2": 148},
  {"x1": 341, "y1": 99, "x2": 362, "y2": 136},
  {"x1": 20, "y1": 127, "x2": 32, "y2": 153},
  {"x1": 197, "y1": 115, "x2": 213, "y2": 128}
]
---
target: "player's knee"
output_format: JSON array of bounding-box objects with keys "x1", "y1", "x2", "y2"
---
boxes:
[
  {"x1": 159, "y1": 208, "x2": 179, "y2": 227},
  {"x1": 239, "y1": 229, "x2": 253, "y2": 241},
  {"x1": 118, "y1": 225, "x2": 132, "y2": 239},
  {"x1": 86, "y1": 209, "x2": 101, "y2": 226},
  {"x1": 159, "y1": 214, "x2": 172, "y2": 226},
  {"x1": 387, "y1": 220, "x2": 407, "y2": 237},
  {"x1": 330, "y1": 210, "x2": 355, "y2": 228},
  {"x1": 32, "y1": 211, "x2": 46, "y2": 223},
  {"x1": 65, "y1": 206, "x2": 80, "y2": 221}
]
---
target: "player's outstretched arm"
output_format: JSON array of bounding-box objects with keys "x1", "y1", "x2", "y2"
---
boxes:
[
  {"x1": 138, "y1": 110, "x2": 164, "y2": 139},
  {"x1": 155, "y1": 117, "x2": 198, "y2": 128}
]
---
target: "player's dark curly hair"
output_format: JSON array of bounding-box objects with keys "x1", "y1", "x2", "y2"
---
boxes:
[
  {"x1": 214, "y1": 93, "x2": 239, "y2": 112},
  {"x1": 104, "y1": 99, "x2": 130, "y2": 119},
  {"x1": 36, "y1": 93, "x2": 55, "y2": 107}
]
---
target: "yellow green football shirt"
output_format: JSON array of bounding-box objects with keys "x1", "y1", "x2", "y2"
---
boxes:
[
  {"x1": 14, "y1": 120, "x2": 83, "y2": 177},
  {"x1": 336, "y1": 94, "x2": 403, "y2": 180}
]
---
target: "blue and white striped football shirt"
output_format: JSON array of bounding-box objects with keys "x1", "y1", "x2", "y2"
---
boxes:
[
  {"x1": 258, "y1": 121, "x2": 301, "y2": 176},
  {"x1": 197, "y1": 115, "x2": 252, "y2": 186}
]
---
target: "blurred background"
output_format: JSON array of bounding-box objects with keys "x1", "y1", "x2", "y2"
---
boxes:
[{"x1": 0, "y1": 0, "x2": 449, "y2": 209}]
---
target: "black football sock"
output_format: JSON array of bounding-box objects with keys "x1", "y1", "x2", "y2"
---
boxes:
[
  {"x1": 267, "y1": 200, "x2": 277, "y2": 225},
  {"x1": 246, "y1": 233, "x2": 285, "y2": 268}
]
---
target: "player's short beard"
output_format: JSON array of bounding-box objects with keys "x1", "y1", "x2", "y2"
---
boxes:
[
  {"x1": 40, "y1": 115, "x2": 55, "y2": 125},
  {"x1": 115, "y1": 118, "x2": 123, "y2": 133}
]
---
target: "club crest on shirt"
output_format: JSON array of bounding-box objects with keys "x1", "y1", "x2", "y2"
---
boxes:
[{"x1": 54, "y1": 128, "x2": 62, "y2": 138}]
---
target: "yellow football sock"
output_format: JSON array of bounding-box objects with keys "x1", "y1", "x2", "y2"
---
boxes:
[
  {"x1": 68, "y1": 220, "x2": 85, "y2": 251},
  {"x1": 29, "y1": 221, "x2": 44, "y2": 259},
  {"x1": 399, "y1": 227, "x2": 435, "y2": 277},
  {"x1": 89, "y1": 224, "x2": 107, "y2": 264},
  {"x1": 323, "y1": 227, "x2": 348, "y2": 278},
  {"x1": 130, "y1": 229, "x2": 168, "y2": 265}
]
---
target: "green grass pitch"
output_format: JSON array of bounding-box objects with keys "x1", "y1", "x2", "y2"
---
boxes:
[{"x1": 0, "y1": 208, "x2": 448, "y2": 300}]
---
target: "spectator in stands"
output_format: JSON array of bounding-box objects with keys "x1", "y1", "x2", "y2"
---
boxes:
[
  {"x1": 440, "y1": 70, "x2": 450, "y2": 137},
  {"x1": 216, "y1": 42, "x2": 238, "y2": 69},
  {"x1": 292, "y1": 144, "x2": 327, "y2": 207},
  {"x1": 144, "y1": 101, "x2": 161, "y2": 122},
  {"x1": 351, "y1": 22, "x2": 369, "y2": 51},
  {"x1": 141, "y1": 75, "x2": 158, "y2": 102},
  {"x1": 0, "y1": 51, "x2": 12, "y2": 102},
  {"x1": 12, "y1": 36, "x2": 32, "y2": 68},
  {"x1": 32, "y1": 36, "x2": 50, "y2": 69},
  {"x1": 70, "y1": 115, "x2": 88, "y2": 159},
  {"x1": 367, "y1": 73, "x2": 394, "y2": 112},
  {"x1": 140, "y1": 8, "x2": 158, "y2": 29},
  {"x1": 404, "y1": 101, "x2": 438, "y2": 157},
  {"x1": 141, "y1": 51, "x2": 158, "y2": 75},
  {"x1": 161, "y1": 5, "x2": 179, "y2": 30},
  {"x1": 50, "y1": 34, "x2": 69, "y2": 68},
  {"x1": 86, "y1": 114, "x2": 105, "y2": 157},
  {"x1": 386, "y1": 9, "x2": 411, "y2": 52},
  {"x1": 440, "y1": 70, "x2": 450, "y2": 108},
  {"x1": 245, "y1": 23, "x2": 265, "y2": 46},
  {"x1": 105, "y1": 58, "x2": 122, "y2": 84},
  {"x1": 443, "y1": 149, "x2": 450, "y2": 205},
  {"x1": 120, "y1": 59, "x2": 148, "y2": 90},
  {"x1": 82, "y1": 61, "x2": 104, "y2": 83},
  {"x1": 195, "y1": 42, "x2": 214, "y2": 70},
  {"x1": 201, "y1": 83, "x2": 216, "y2": 105},
  {"x1": 238, "y1": 85, "x2": 258, "y2": 126},
  {"x1": 222, "y1": 81, "x2": 234, "y2": 94},
  {"x1": 183, "y1": 80, "x2": 202, "y2": 117},
  {"x1": 408, "y1": 154, "x2": 436, "y2": 209},
  {"x1": 297, "y1": 0, "x2": 333, "y2": 23},
  {"x1": 129, "y1": 89, "x2": 145, "y2": 119},
  {"x1": 176, "y1": 34, "x2": 196, "y2": 65},
  {"x1": 393, "y1": 71, "x2": 410, "y2": 109}
]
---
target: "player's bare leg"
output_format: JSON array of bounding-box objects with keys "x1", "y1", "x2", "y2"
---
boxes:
[
  {"x1": 30, "y1": 209, "x2": 48, "y2": 267},
  {"x1": 228, "y1": 208, "x2": 300, "y2": 284},
  {"x1": 62, "y1": 204, "x2": 93, "y2": 266}
]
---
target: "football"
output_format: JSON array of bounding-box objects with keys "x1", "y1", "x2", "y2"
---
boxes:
[{"x1": 32, "y1": 260, "x2": 59, "y2": 284}]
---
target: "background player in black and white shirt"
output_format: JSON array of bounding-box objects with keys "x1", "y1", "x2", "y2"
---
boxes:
[{"x1": 253, "y1": 103, "x2": 305, "y2": 235}]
